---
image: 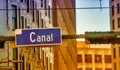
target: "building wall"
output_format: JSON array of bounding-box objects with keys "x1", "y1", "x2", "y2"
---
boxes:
[
  {"x1": 110, "y1": 0, "x2": 120, "y2": 70},
  {"x1": 111, "y1": 44, "x2": 120, "y2": 70},
  {"x1": 0, "y1": 0, "x2": 14, "y2": 67},
  {"x1": 77, "y1": 48, "x2": 112, "y2": 70},
  {"x1": 52, "y1": 0, "x2": 77, "y2": 70},
  {"x1": 77, "y1": 42, "x2": 112, "y2": 70},
  {"x1": 0, "y1": 0, "x2": 54, "y2": 70},
  {"x1": 0, "y1": 0, "x2": 76, "y2": 70},
  {"x1": 0, "y1": 0, "x2": 9, "y2": 36},
  {"x1": 77, "y1": 41, "x2": 89, "y2": 48},
  {"x1": 110, "y1": 0, "x2": 120, "y2": 31}
]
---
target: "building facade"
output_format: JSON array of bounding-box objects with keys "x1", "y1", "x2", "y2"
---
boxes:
[
  {"x1": 110, "y1": 0, "x2": 120, "y2": 31},
  {"x1": 77, "y1": 42, "x2": 112, "y2": 70},
  {"x1": 0, "y1": 0, "x2": 54, "y2": 70},
  {"x1": 0, "y1": 0, "x2": 77, "y2": 70},
  {"x1": 52, "y1": 0, "x2": 77, "y2": 70},
  {"x1": 110, "y1": 0, "x2": 120, "y2": 70}
]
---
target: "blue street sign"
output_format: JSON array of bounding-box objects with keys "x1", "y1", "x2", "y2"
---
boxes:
[{"x1": 15, "y1": 28, "x2": 62, "y2": 47}]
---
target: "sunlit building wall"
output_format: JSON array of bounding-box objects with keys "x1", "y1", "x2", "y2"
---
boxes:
[
  {"x1": 110, "y1": 0, "x2": 120, "y2": 70},
  {"x1": 0, "y1": 0, "x2": 15, "y2": 68},
  {"x1": 52, "y1": 0, "x2": 77, "y2": 70},
  {"x1": 77, "y1": 41, "x2": 112, "y2": 70},
  {"x1": 110, "y1": 0, "x2": 120, "y2": 31},
  {"x1": 0, "y1": 0, "x2": 54, "y2": 70}
]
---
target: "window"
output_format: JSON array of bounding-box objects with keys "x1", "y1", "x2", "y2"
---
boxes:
[
  {"x1": 42, "y1": 50, "x2": 44, "y2": 66},
  {"x1": 41, "y1": 0, "x2": 43, "y2": 7},
  {"x1": 113, "y1": 48, "x2": 116, "y2": 58},
  {"x1": 13, "y1": 48, "x2": 18, "y2": 60},
  {"x1": 0, "y1": 41, "x2": 5, "y2": 49},
  {"x1": 48, "y1": 5, "x2": 51, "y2": 23},
  {"x1": 77, "y1": 54, "x2": 82, "y2": 62},
  {"x1": 44, "y1": 0, "x2": 47, "y2": 15},
  {"x1": 35, "y1": 2, "x2": 37, "y2": 22},
  {"x1": 95, "y1": 55, "x2": 102, "y2": 63},
  {"x1": 12, "y1": 5, "x2": 17, "y2": 30},
  {"x1": 105, "y1": 68, "x2": 112, "y2": 70},
  {"x1": 118, "y1": 18, "x2": 120, "y2": 28},
  {"x1": 85, "y1": 54, "x2": 92, "y2": 63},
  {"x1": 21, "y1": 16, "x2": 24, "y2": 29},
  {"x1": 25, "y1": 18, "x2": 27, "y2": 28},
  {"x1": 27, "y1": 0, "x2": 29, "y2": 12},
  {"x1": 33, "y1": 48, "x2": 35, "y2": 53},
  {"x1": 111, "y1": 0, "x2": 114, "y2": 1},
  {"x1": 18, "y1": 8, "x2": 21, "y2": 28},
  {"x1": 112, "y1": 20, "x2": 115, "y2": 30},
  {"x1": 26, "y1": 63, "x2": 31, "y2": 70},
  {"x1": 41, "y1": 19, "x2": 44, "y2": 27},
  {"x1": 20, "y1": 0, "x2": 24, "y2": 2},
  {"x1": 114, "y1": 63, "x2": 116, "y2": 70},
  {"x1": 43, "y1": 52, "x2": 46, "y2": 67},
  {"x1": 20, "y1": 55, "x2": 25, "y2": 70},
  {"x1": 117, "y1": 3, "x2": 120, "y2": 14},
  {"x1": 77, "y1": 68, "x2": 82, "y2": 70},
  {"x1": 46, "y1": 57, "x2": 48, "y2": 70},
  {"x1": 105, "y1": 55, "x2": 111, "y2": 63},
  {"x1": 12, "y1": 18, "x2": 17, "y2": 30},
  {"x1": 95, "y1": 68, "x2": 102, "y2": 70},
  {"x1": 36, "y1": 11, "x2": 39, "y2": 28},
  {"x1": 32, "y1": 1, "x2": 35, "y2": 22},
  {"x1": 44, "y1": 0, "x2": 47, "y2": 9},
  {"x1": 13, "y1": 48, "x2": 18, "y2": 70},
  {"x1": 36, "y1": 48, "x2": 40, "y2": 60},
  {"x1": 85, "y1": 68, "x2": 92, "y2": 70},
  {"x1": 30, "y1": 0, "x2": 33, "y2": 13},
  {"x1": 112, "y1": 6, "x2": 114, "y2": 16}
]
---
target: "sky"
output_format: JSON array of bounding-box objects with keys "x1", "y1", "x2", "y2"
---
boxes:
[{"x1": 76, "y1": 0, "x2": 110, "y2": 34}]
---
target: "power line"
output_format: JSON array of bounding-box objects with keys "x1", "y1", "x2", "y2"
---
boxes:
[
  {"x1": 99, "y1": 0, "x2": 102, "y2": 11},
  {"x1": 0, "y1": 7, "x2": 115, "y2": 10},
  {"x1": 74, "y1": 6, "x2": 118, "y2": 10}
]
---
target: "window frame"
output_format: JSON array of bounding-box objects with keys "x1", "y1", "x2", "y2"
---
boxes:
[
  {"x1": 105, "y1": 55, "x2": 111, "y2": 63},
  {"x1": 95, "y1": 55, "x2": 102, "y2": 63},
  {"x1": 77, "y1": 54, "x2": 82, "y2": 63},
  {"x1": 85, "y1": 54, "x2": 92, "y2": 63}
]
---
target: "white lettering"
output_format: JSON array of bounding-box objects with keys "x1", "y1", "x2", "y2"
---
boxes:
[
  {"x1": 46, "y1": 35, "x2": 51, "y2": 41},
  {"x1": 30, "y1": 32, "x2": 36, "y2": 42},
  {"x1": 30, "y1": 32, "x2": 54, "y2": 43},
  {"x1": 51, "y1": 34, "x2": 53, "y2": 41},
  {"x1": 41, "y1": 35, "x2": 46, "y2": 42},
  {"x1": 37, "y1": 35, "x2": 41, "y2": 42}
]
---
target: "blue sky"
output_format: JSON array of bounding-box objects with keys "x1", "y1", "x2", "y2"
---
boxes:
[{"x1": 76, "y1": 0, "x2": 110, "y2": 34}]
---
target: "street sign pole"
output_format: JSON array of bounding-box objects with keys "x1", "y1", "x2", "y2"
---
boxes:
[{"x1": 0, "y1": 34, "x2": 85, "y2": 41}]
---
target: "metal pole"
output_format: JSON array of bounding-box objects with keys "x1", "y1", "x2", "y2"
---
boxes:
[
  {"x1": 0, "y1": 36, "x2": 15, "y2": 41},
  {"x1": 0, "y1": 35, "x2": 85, "y2": 41},
  {"x1": 62, "y1": 34, "x2": 85, "y2": 39}
]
